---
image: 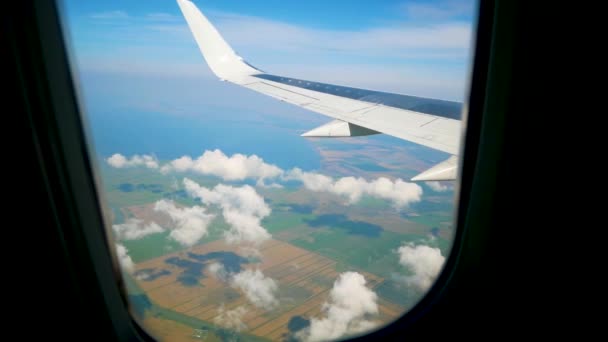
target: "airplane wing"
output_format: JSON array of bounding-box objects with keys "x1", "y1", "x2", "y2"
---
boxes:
[{"x1": 177, "y1": 0, "x2": 462, "y2": 181}]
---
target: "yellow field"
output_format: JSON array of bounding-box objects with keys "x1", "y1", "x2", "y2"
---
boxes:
[{"x1": 134, "y1": 239, "x2": 405, "y2": 340}]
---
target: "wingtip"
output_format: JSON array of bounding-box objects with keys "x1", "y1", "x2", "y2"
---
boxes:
[{"x1": 177, "y1": 0, "x2": 260, "y2": 81}]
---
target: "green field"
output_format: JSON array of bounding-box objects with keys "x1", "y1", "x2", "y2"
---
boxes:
[
  {"x1": 105, "y1": 163, "x2": 455, "y2": 278},
  {"x1": 288, "y1": 228, "x2": 433, "y2": 280},
  {"x1": 103, "y1": 162, "x2": 455, "y2": 337},
  {"x1": 405, "y1": 212, "x2": 453, "y2": 229}
]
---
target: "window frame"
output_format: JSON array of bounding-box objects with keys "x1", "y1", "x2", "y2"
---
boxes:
[{"x1": 7, "y1": 0, "x2": 516, "y2": 340}]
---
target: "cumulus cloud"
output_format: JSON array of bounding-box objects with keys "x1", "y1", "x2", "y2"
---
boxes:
[
  {"x1": 183, "y1": 178, "x2": 271, "y2": 245},
  {"x1": 115, "y1": 243, "x2": 134, "y2": 273},
  {"x1": 112, "y1": 218, "x2": 164, "y2": 240},
  {"x1": 426, "y1": 181, "x2": 452, "y2": 192},
  {"x1": 230, "y1": 269, "x2": 279, "y2": 310},
  {"x1": 183, "y1": 179, "x2": 270, "y2": 217},
  {"x1": 111, "y1": 148, "x2": 423, "y2": 210},
  {"x1": 285, "y1": 168, "x2": 333, "y2": 192},
  {"x1": 257, "y1": 181, "x2": 284, "y2": 189},
  {"x1": 161, "y1": 149, "x2": 282, "y2": 183},
  {"x1": 222, "y1": 209, "x2": 272, "y2": 245},
  {"x1": 207, "y1": 262, "x2": 228, "y2": 281},
  {"x1": 213, "y1": 305, "x2": 248, "y2": 332},
  {"x1": 297, "y1": 272, "x2": 378, "y2": 342},
  {"x1": 333, "y1": 176, "x2": 423, "y2": 207},
  {"x1": 154, "y1": 199, "x2": 215, "y2": 247},
  {"x1": 286, "y1": 169, "x2": 423, "y2": 208},
  {"x1": 208, "y1": 262, "x2": 278, "y2": 310},
  {"x1": 107, "y1": 153, "x2": 159, "y2": 169},
  {"x1": 397, "y1": 243, "x2": 446, "y2": 291},
  {"x1": 156, "y1": 149, "x2": 424, "y2": 208}
]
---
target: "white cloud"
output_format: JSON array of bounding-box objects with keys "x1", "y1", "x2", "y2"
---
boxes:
[
  {"x1": 115, "y1": 243, "x2": 134, "y2": 273},
  {"x1": 154, "y1": 199, "x2": 215, "y2": 247},
  {"x1": 213, "y1": 305, "x2": 248, "y2": 332},
  {"x1": 112, "y1": 218, "x2": 164, "y2": 240},
  {"x1": 161, "y1": 149, "x2": 282, "y2": 183},
  {"x1": 77, "y1": 2, "x2": 474, "y2": 101},
  {"x1": 93, "y1": 9, "x2": 470, "y2": 60},
  {"x1": 112, "y1": 149, "x2": 423, "y2": 209},
  {"x1": 183, "y1": 178, "x2": 272, "y2": 245},
  {"x1": 285, "y1": 168, "x2": 333, "y2": 192},
  {"x1": 106, "y1": 154, "x2": 128, "y2": 168},
  {"x1": 297, "y1": 272, "x2": 378, "y2": 342},
  {"x1": 286, "y1": 169, "x2": 423, "y2": 208},
  {"x1": 222, "y1": 209, "x2": 272, "y2": 245},
  {"x1": 207, "y1": 262, "x2": 228, "y2": 281},
  {"x1": 257, "y1": 181, "x2": 284, "y2": 189},
  {"x1": 90, "y1": 10, "x2": 129, "y2": 20},
  {"x1": 107, "y1": 153, "x2": 159, "y2": 169},
  {"x1": 211, "y1": 11, "x2": 471, "y2": 58},
  {"x1": 425, "y1": 181, "x2": 451, "y2": 192},
  {"x1": 397, "y1": 243, "x2": 446, "y2": 291},
  {"x1": 183, "y1": 179, "x2": 270, "y2": 218},
  {"x1": 333, "y1": 176, "x2": 423, "y2": 208},
  {"x1": 230, "y1": 269, "x2": 279, "y2": 310},
  {"x1": 160, "y1": 150, "x2": 423, "y2": 209},
  {"x1": 208, "y1": 262, "x2": 278, "y2": 310}
]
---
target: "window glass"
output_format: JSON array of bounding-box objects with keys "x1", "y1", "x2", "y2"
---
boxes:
[{"x1": 61, "y1": 0, "x2": 476, "y2": 340}]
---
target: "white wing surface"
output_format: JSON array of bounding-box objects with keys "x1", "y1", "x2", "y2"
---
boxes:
[{"x1": 177, "y1": 0, "x2": 463, "y2": 181}]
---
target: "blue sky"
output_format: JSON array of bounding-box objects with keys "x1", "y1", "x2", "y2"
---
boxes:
[
  {"x1": 62, "y1": 0, "x2": 476, "y2": 101},
  {"x1": 62, "y1": 0, "x2": 474, "y2": 29},
  {"x1": 59, "y1": 0, "x2": 476, "y2": 164}
]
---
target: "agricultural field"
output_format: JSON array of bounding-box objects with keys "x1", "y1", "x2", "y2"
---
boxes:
[
  {"x1": 131, "y1": 239, "x2": 405, "y2": 341},
  {"x1": 100, "y1": 151, "x2": 455, "y2": 340}
]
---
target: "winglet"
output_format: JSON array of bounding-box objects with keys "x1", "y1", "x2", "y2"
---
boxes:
[{"x1": 177, "y1": 0, "x2": 261, "y2": 81}]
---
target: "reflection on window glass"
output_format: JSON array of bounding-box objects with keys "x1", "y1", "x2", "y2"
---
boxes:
[{"x1": 62, "y1": 0, "x2": 475, "y2": 340}]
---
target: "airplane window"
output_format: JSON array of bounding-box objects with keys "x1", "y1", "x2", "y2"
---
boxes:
[{"x1": 60, "y1": 0, "x2": 477, "y2": 340}]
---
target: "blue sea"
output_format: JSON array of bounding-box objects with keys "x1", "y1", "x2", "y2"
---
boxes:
[
  {"x1": 85, "y1": 108, "x2": 321, "y2": 170},
  {"x1": 78, "y1": 71, "x2": 323, "y2": 170},
  {"x1": 76, "y1": 71, "x2": 449, "y2": 174}
]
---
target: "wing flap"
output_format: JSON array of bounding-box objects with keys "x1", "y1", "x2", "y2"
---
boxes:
[{"x1": 241, "y1": 74, "x2": 461, "y2": 154}]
